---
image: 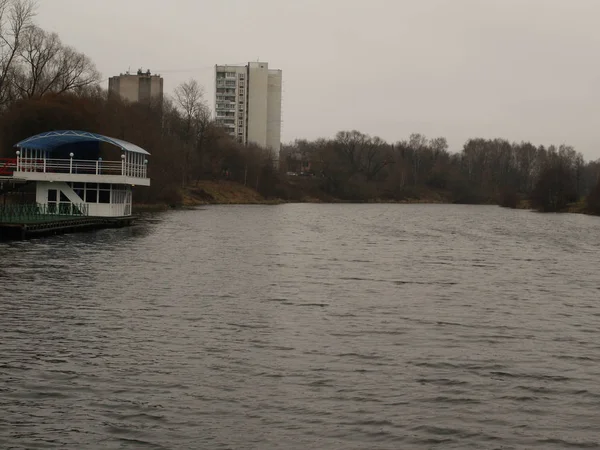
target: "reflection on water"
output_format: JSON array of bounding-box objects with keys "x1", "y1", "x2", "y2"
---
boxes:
[{"x1": 1, "y1": 204, "x2": 600, "y2": 449}]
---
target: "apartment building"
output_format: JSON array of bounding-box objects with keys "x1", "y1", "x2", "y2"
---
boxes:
[
  {"x1": 215, "y1": 62, "x2": 282, "y2": 162},
  {"x1": 108, "y1": 69, "x2": 164, "y2": 103}
]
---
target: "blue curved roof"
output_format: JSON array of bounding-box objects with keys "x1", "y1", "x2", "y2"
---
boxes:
[{"x1": 15, "y1": 130, "x2": 150, "y2": 155}]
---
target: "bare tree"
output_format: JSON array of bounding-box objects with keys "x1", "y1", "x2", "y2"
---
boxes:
[
  {"x1": 0, "y1": 0, "x2": 35, "y2": 106},
  {"x1": 52, "y1": 45, "x2": 100, "y2": 94},
  {"x1": 12, "y1": 25, "x2": 58, "y2": 97},
  {"x1": 430, "y1": 137, "x2": 448, "y2": 157},
  {"x1": 13, "y1": 26, "x2": 100, "y2": 98},
  {"x1": 408, "y1": 133, "x2": 427, "y2": 185},
  {"x1": 174, "y1": 79, "x2": 208, "y2": 129},
  {"x1": 173, "y1": 79, "x2": 213, "y2": 185}
]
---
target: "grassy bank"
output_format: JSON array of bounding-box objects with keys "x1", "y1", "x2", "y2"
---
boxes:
[
  {"x1": 181, "y1": 180, "x2": 276, "y2": 206},
  {"x1": 566, "y1": 199, "x2": 588, "y2": 214},
  {"x1": 132, "y1": 181, "x2": 276, "y2": 213},
  {"x1": 512, "y1": 198, "x2": 597, "y2": 216},
  {"x1": 179, "y1": 180, "x2": 454, "y2": 206},
  {"x1": 136, "y1": 180, "x2": 491, "y2": 209}
]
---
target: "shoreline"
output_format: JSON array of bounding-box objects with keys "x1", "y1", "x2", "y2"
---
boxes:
[{"x1": 132, "y1": 181, "x2": 599, "y2": 218}]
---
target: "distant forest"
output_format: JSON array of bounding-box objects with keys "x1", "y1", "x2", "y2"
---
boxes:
[
  {"x1": 280, "y1": 132, "x2": 600, "y2": 214},
  {"x1": 1, "y1": 0, "x2": 600, "y2": 214}
]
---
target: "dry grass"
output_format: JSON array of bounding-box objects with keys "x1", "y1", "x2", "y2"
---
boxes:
[{"x1": 182, "y1": 180, "x2": 270, "y2": 206}]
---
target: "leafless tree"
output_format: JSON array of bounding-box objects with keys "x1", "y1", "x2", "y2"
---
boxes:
[
  {"x1": 173, "y1": 79, "x2": 214, "y2": 185},
  {"x1": 0, "y1": 0, "x2": 35, "y2": 106},
  {"x1": 53, "y1": 45, "x2": 100, "y2": 94},
  {"x1": 13, "y1": 26, "x2": 100, "y2": 98},
  {"x1": 174, "y1": 79, "x2": 208, "y2": 129},
  {"x1": 12, "y1": 25, "x2": 58, "y2": 97}
]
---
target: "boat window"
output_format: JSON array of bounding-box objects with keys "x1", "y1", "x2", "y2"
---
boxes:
[
  {"x1": 86, "y1": 189, "x2": 97, "y2": 203},
  {"x1": 99, "y1": 190, "x2": 110, "y2": 204}
]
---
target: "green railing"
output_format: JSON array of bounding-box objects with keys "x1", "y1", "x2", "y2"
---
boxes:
[{"x1": 0, "y1": 203, "x2": 89, "y2": 223}]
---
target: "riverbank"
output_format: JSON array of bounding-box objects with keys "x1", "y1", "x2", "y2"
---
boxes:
[
  {"x1": 133, "y1": 181, "x2": 277, "y2": 213},
  {"x1": 180, "y1": 180, "x2": 456, "y2": 206},
  {"x1": 132, "y1": 179, "x2": 599, "y2": 218},
  {"x1": 182, "y1": 181, "x2": 279, "y2": 206},
  {"x1": 511, "y1": 198, "x2": 594, "y2": 215},
  {"x1": 178, "y1": 181, "x2": 454, "y2": 207}
]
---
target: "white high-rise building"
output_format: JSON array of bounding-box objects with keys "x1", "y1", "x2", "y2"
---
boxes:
[{"x1": 214, "y1": 62, "x2": 282, "y2": 163}]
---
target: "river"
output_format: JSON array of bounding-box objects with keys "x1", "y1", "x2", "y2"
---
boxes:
[{"x1": 1, "y1": 204, "x2": 600, "y2": 449}]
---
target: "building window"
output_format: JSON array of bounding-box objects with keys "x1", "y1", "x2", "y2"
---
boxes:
[
  {"x1": 239, "y1": 73, "x2": 245, "y2": 80},
  {"x1": 239, "y1": 81, "x2": 244, "y2": 88},
  {"x1": 239, "y1": 88, "x2": 244, "y2": 95},
  {"x1": 238, "y1": 120, "x2": 243, "y2": 126},
  {"x1": 85, "y1": 184, "x2": 97, "y2": 203},
  {"x1": 99, "y1": 184, "x2": 111, "y2": 204}
]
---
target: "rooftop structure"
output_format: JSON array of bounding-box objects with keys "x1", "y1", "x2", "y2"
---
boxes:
[{"x1": 108, "y1": 69, "x2": 163, "y2": 103}]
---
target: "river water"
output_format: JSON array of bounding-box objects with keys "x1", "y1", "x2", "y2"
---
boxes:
[{"x1": 1, "y1": 204, "x2": 600, "y2": 449}]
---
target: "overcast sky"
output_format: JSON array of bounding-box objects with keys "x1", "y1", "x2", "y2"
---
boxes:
[{"x1": 37, "y1": 0, "x2": 600, "y2": 159}]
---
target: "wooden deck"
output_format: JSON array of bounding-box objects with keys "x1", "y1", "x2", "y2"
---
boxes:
[{"x1": 0, "y1": 216, "x2": 135, "y2": 240}]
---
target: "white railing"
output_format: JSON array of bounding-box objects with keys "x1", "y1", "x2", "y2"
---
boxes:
[{"x1": 15, "y1": 157, "x2": 148, "y2": 178}]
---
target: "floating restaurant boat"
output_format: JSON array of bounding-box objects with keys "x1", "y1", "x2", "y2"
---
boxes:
[{"x1": 0, "y1": 130, "x2": 150, "y2": 240}]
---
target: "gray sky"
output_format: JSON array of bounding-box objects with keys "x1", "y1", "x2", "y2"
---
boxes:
[{"x1": 37, "y1": 0, "x2": 600, "y2": 159}]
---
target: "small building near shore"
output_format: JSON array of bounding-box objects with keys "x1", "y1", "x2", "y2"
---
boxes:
[{"x1": 0, "y1": 130, "x2": 150, "y2": 225}]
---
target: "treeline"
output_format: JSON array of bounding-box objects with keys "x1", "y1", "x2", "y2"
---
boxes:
[
  {"x1": 281, "y1": 132, "x2": 600, "y2": 213},
  {"x1": 0, "y1": 87, "x2": 279, "y2": 205}
]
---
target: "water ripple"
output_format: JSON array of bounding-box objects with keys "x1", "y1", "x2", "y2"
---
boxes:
[{"x1": 1, "y1": 204, "x2": 600, "y2": 449}]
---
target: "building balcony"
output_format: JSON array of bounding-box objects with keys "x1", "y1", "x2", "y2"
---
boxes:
[
  {"x1": 216, "y1": 104, "x2": 236, "y2": 111},
  {"x1": 13, "y1": 156, "x2": 150, "y2": 186}
]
